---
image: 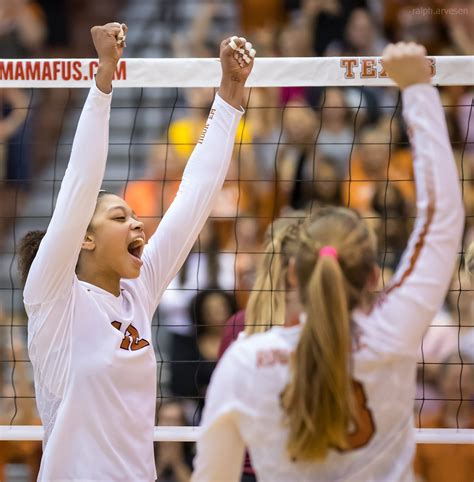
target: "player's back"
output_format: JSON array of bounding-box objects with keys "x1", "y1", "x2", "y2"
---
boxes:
[{"x1": 231, "y1": 315, "x2": 417, "y2": 482}]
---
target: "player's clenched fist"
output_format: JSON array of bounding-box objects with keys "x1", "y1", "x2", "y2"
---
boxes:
[
  {"x1": 382, "y1": 42, "x2": 431, "y2": 90},
  {"x1": 91, "y1": 22, "x2": 128, "y2": 65},
  {"x1": 220, "y1": 36, "x2": 256, "y2": 83}
]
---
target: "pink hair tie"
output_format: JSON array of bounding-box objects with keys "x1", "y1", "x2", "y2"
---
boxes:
[{"x1": 319, "y1": 246, "x2": 338, "y2": 260}]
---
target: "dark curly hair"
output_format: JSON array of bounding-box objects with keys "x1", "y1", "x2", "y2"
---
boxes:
[
  {"x1": 18, "y1": 230, "x2": 46, "y2": 285},
  {"x1": 17, "y1": 190, "x2": 114, "y2": 286}
]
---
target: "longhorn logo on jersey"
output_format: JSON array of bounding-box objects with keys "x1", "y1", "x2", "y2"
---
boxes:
[{"x1": 111, "y1": 321, "x2": 150, "y2": 351}]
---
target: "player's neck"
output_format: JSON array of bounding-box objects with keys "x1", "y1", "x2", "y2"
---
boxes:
[
  {"x1": 284, "y1": 289, "x2": 303, "y2": 327},
  {"x1": 77, "y1": 267, "x2": 121, "y2": 297}
]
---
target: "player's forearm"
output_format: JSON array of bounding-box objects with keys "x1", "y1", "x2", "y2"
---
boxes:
[
  {"x1": 95, "y1": 60, "x2": 116, "y2": 94},
  {"x1": 218, "y1": 76, "x2": 245, "y2": 110}
]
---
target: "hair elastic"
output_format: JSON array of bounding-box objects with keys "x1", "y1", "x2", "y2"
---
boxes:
[{"x1": 319, "y1": 246, "x2": 338, "y2": 260}]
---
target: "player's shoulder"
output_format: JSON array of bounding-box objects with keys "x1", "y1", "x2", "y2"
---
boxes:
[{"x1": 222, "y1": 324, "x2": 297, "y2": 369}]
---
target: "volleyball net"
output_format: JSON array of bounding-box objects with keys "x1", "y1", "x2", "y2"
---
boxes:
[{"x1": 0, "y1": 56, "x2": 473, "y2": 444}]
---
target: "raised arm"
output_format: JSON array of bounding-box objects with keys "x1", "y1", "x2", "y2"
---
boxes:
[
  {"x1": 137, "y1": 37, "x2": 256, "y2": 315},
  {"x1": 23, "y1": 24, "x2": 126, "y2": 306},
  {"x1": 369, "y1": 43, "x2": 464, "y2": 354}
]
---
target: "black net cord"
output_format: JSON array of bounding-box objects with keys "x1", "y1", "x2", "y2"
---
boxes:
[
  {"x1": 454, "y1": 94, "x2": 473, "y2": 429},
  {"x1": 8, "y1": 88, "x2": 36, "y2": 426}
]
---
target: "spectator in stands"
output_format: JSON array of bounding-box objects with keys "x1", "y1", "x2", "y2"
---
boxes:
[
  {"x1": 238, "y1": 0, "x2": 286, "y2": 35},
  {"x1": 155, "y1": 401, "x2": 193, "y2": 482},
  {"x1": 0, "y1": 87, "x2": 34, "y2": 249},
  {"x1": 343, "y1": 122, "x2": 414, "y2": 215},
  {"x1": 388, "y1": 3, "x2": 444, "y2": 54},
  {"x1": 325, "y1": 7, "x2": 386, "y2": 56},
  {"x1": 0, "y1": 0, "x2": 46, "y2": 246},
  {"x1": 0, "y1": 0, "x2": 46, "y2": 58},
  {"x1": 0, "y1": 89, "x2": 30, "y2": 182},
  {"x1": 443, "y1": 0, "x2": 474, "y2": 55},
  {"x1": 278, "y1": 98, "x2": 319, "y2": 207},
  {"x1": 124, "y1": 135, "x2": 185, "y2": 239},
  {"x1": 316, "y1": 88, "x2": 354, "y2": 179},
  {"x1": 291, "y1": 155, "x2": 343, "y2": 210},
  {"x1": 125, "y1": 86, "x2": 259, "y2": 245},
  {"x1": 226, "y1": 216, "x2": 266, "y2": 308},
  {"x1": 126, "y1": 87, "x2": 258, "y2": 247},
  {"x1": 170, "y1": 289, "x2": 237, "y2": 419},
  {"x1": 171, "y1": 1, "x2": 238, "y2": 59},
  {"x1": 0, "y1": 88, "x2": 30, "y2": 245},
  {"x1": 284, "y1": 0, "x2": 367, "y2": 56},
  {"x1": 371, "y1": 183, "x2": 410, "y2": 271},
  {"x1": 158, "y1": 221, "x2": 236, "y2": 336},
  {"x1": 245, "y1": 87, "x2": 283, "y2": 228}
]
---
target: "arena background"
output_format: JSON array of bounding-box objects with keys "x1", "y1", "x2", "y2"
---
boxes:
[{"x1": 0, "y1": 0, "x2": 472, "y2": 481}]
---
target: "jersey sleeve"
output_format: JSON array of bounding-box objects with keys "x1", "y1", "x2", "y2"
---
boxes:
[
  {"x1": 137, "y1": 94, "x2": 243, "y2": 317},
  {"x1": 192, "y1": 344, "x2": 248, "y2": 482},
  {"x1": 367, "y1": 84, "x2": 464, "y2": 356},
  {"x1": 23, "y1": 80, "x2": 112, "y2": 308}
]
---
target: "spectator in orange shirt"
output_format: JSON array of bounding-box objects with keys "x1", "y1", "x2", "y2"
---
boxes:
[{"x1": 343, "y1": 122, "x2": 415, "y2": 214}]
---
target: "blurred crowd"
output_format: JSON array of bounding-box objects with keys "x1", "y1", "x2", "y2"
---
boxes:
[{"x1": 1, "y1": 0, "x2": 473, "y2": 481}]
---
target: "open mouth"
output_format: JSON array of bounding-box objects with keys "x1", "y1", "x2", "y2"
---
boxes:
[{"x1": 127, "y1": 237, "x2": 145, "y2": 260}]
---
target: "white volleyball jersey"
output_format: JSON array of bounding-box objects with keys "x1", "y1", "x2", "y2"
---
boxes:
[
  {"x1": 193, "y1": 84, "x2": 464, "y2": 482},
  {"x1": 24, "y1": 80, "x2": 243, "y2": 481}
]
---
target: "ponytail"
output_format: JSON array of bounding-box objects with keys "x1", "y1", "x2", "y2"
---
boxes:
[
  {"x1": 281, "y1": 254, "x2": 354, "y2": 460},
  {"x1": 245, "y1": 235, "x2": 287, "y2": 335},
  {"x1": 245, "y1": 216, "x2": 304, "y2": 335},
  {"x1": 281, "y1": 206, "x2": 377, "y2": 461},
  {"x1": 18, "y1": 230, "x2": 46, "y2": 285}
]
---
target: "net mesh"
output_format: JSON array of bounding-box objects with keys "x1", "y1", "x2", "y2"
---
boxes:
[{"x1": 0, "y1": 62, "x2": 473, "y2": 473}]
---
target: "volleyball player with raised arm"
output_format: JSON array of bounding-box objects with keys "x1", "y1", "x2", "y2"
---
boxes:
[
  {"x1": 192, "y1": 42, "x2": 464, "y2": 482},
  {"x1": 19, "y1": 24, "x2": 255, "y2": 481}
]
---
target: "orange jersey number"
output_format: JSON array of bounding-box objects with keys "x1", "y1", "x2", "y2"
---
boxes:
[{"x1": 345, "y1": 379, "x2": 376, "y2": 450}]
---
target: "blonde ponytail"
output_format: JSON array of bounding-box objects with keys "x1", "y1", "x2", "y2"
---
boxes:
[
  {"x1": 281, "y1": 207, "x2": 377, "y2": 461},
  {"x1": 245, "y1": 216, "x2": 304, "y2": 335},
  {"x1": 281, "y1": 254, "x2": 354, "y2": 460},
  {"x1": 245, "y1": 235, "x2": 287, "y2": 334}
]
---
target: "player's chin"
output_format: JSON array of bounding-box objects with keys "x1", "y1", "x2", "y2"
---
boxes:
[{"x1": 122, "y1": 255, "x2": 143, "y2": 279}]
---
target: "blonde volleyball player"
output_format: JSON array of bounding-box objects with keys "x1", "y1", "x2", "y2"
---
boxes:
[
  {"x1": 19, "y1": 23, "x2": 255, "y2": 481},
  {"x1": 192, "y1": 42, "x2": 464, "y2": 482}
]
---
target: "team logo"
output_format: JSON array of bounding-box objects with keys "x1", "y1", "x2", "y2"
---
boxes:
[
  {"x1": 340, "y1": 57, "x2": 436, "y2": 79},
  {"x1": 111, "y1": 321, "x2": 150, "y2": 351}
]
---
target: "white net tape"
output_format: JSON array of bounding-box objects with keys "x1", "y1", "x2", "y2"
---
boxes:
[
  {"x1": 1, "y1": 426, "x2": 473, "y2": 444},
  {"x1": 0, "y1": 56, "x2": 473, "y2": 88}
]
